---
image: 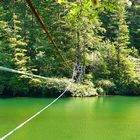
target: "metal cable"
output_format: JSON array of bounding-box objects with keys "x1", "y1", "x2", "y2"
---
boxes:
[
  {"x1": 0, "y1": 66, "x2": 72, "y2": 140},
  {"x1": 0, "y1": 84, "x2": 71, "y2": 140}
]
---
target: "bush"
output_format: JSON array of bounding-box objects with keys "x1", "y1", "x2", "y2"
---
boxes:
[
  {"x1": 116, "y1": 78, "x2": 140, "y2": 95},
  {"x1": 41, "y1": 78, "x2": 70, "y2": 97},
  {"x1": 95, "y1": 79, "x2": 116, "y2": 95},
  {"x1": 0, "y1": 85, "x2": 4, "y2": 95},
  {"x1": 69, "y1": 83, "x2": 98, "y2": 97},
  {"x1": 41, "y1": 78, "x2": 98, "y2": 97},
  {"x1": 96, "y1": 87, "x2": 105, "y2": 95}
]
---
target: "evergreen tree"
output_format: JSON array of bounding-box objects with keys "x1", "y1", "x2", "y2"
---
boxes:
[{"x1": 127, "y1": 0, "x2": 140, "y2": 51}]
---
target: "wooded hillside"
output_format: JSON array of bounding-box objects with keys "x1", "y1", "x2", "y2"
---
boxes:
[{"x1": 0, "y1": 0, "x2": 140, "y2": 96}]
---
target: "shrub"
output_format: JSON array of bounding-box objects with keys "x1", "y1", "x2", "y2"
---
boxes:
[
  {"x1": 0, "y1": 85, "x2": 4, "y2": 95},
  {"x1": 69, "y1": 83, "x2": 98, "y2": 97},
  {"x1": 96, "y1": 87, "x2": 105, "y2": 95},
  {"x1": 42, "y1": 78, "x2": 70, "y2": 97},
  {"x1": 42, "y1": 78, "x2": 98, "y2": 97},
  {"x1": 0, "y1": 77, "x2": 98, "y2": 97},
  {"x1": 95, "y1": 79, "x2": 116, "y2": 95},
  {"x1": 116, "y1": 78, "x2": 140, "y2": 95}
]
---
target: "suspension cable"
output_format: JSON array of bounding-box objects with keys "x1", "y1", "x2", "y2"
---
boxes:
[
  {"x1": 0, "y1": 66, "x2": 49, "y2": 80},
  {"x1": 0, "y1": 65, "x2": 73, "y2": 140},
  {"x1": 25, "y1": 0, "x2": 70, "y2": 68},
  {"x1": 0, "y1": 85, "x2": 72, "y2": 140}
]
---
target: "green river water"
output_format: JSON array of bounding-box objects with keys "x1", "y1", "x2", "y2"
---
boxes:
[{"x1": 0, "y1": 96, "x2": 140, "y2": 140}]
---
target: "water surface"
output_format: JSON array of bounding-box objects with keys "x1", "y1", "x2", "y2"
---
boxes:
[{"x1": 0, "y1": 96, "x2": 140, "y2": 140}]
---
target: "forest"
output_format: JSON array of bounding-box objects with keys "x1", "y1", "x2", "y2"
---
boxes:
[{"x1": 0, "y1": 0, "x2": 140, "y2": 97}]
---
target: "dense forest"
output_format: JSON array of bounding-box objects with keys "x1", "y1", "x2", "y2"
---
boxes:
[{"x1": 0, "y1": 0, "x2": 140, "y2": 97}]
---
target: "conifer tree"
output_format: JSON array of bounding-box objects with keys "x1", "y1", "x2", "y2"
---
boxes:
[{"x1": 127, "y1": 0, "x2": 140, "y2": 50}]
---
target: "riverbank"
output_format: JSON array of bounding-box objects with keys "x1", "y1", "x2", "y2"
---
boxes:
[
  {"x1": 0, "y1": 78, "x2": 98, "y2": 97},
  {"x1": 0, "y1": 77, "x2": 140, "y2": 97}
]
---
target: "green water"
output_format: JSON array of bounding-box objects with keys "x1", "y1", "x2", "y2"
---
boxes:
[{"x1": 0, "y1": 96, "x2": 140, "y2": 140}]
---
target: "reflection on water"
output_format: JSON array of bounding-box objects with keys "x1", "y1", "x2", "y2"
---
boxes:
[{"x1": 0, "y1": 96, "x2": 140, "y2": 140}]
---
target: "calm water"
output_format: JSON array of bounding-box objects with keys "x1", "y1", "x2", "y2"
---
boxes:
[{"x1": 0, "y1": 96, "x2": 140, "y2": 140}]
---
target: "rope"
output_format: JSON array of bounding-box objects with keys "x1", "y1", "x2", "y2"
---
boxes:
[
  {"x1": 25, "y1": 0, "x2": 70, "y2": 69},
  {"x1": 0, "y1": 0, "x2": 81, "y2": 139},
  {"x1": 0, "y1": 66, "x2": 72, "y2": 140},
  {"x1": 0, "y1": 66, "x2": 50, "y2": 80},
  {"x1": 0, "y1": 84, "x2": 71, "y2": 140}
]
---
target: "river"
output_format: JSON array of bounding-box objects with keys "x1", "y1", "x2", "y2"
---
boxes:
[{"x1": 0, "y1": 96, "x2": 140, "y2": 140}]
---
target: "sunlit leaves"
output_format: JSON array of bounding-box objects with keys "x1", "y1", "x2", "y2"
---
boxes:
[{"x1": 57, "y1": 0, "x2": 66, "y2": 4}]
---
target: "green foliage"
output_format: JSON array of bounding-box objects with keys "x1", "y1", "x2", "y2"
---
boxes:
[
  {"x1": 58, "y1": 0, "x2": 104, "y2": 66},
  {"x1": 96, "y1": 87, "x2": 104, "y2": 95},
  {"x1": 70, "y1": 83, "x2": 98, "y2": 97},
  {"x1": 0, "y1": 21, "x2": 12, "y2": 66},
  {"x1": 115, "y1": 77, "x2": 140, "y2": 95},
  {"x1": 127, "y1": 1, "x2": 140, "y2": 51},
  {"x1": 0, "y1": 0, "x2": 140, "y2": 97},
  {"x1": 95, "y1": 79, "x2": 116, "y2": 95},
  {"x1": 8, "y1": 76, "x2": 29, "y2": 96},
  {"x1": 41, "y1": 78, "x2": 97, "y2": 97},
  {"x1": 42, "y1": 78, "x2": 70, "y2": 96}
]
